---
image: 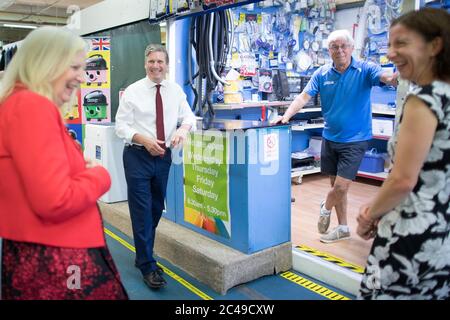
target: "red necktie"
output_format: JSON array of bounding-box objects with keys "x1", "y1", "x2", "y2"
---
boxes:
[{"x1": 155, "y1": 84, "x2": 165, "y2": 151}]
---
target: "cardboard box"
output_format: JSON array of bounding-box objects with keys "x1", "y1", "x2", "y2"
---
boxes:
[{"x1": 372, "y1": 117, "x2": 394, "y2": 137}]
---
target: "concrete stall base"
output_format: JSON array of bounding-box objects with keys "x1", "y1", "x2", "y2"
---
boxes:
[{"x1": 99, "y1": 201, "x2": 292, "y2": 295}]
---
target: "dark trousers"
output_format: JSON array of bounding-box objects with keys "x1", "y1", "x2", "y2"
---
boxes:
[{"x1": 123, "y1": 145, "x2": 171, "y2": 276}]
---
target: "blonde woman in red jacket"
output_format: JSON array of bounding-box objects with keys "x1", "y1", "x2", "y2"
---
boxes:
[{"x1": 0, "y1": 27, "x2": 128, "y2": 300}]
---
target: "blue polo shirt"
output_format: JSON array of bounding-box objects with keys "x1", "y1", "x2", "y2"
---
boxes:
[{"x1": 304, "y1": 58, "x2": 382, "y2": 142}]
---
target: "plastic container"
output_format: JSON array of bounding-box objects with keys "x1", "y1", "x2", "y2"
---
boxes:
[
  {"x1": 224, "y1": 80, "x2": 241, "y2": 93},
  {"x1": 372, "y1": 117, "x2": 394, "y2": 136},
  {"x1": 251, "y1": 89, "x2": 260, "y2": 102},
  {"x1": 242, "y1": 88, "x2": 252, "y2": 101},
  {"x1": 359, "y1": 148, "x2": 385, "y2": 173},
  {"x1": 212, "y1": 91, "x2": 224, "y2": 103},
  {"x1": 224, "y1": 92, "x2": 243, "y2": 104}
]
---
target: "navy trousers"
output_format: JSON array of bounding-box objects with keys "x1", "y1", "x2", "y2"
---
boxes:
[{"x1": 123, "y1": 145, "x2": 171, "y2": 276}]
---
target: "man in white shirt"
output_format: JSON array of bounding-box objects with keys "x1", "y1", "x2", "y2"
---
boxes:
[{"x1": 115, "y1": 44, "x2": 196, "y2": 290}]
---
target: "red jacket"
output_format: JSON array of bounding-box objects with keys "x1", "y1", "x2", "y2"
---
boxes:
[{"x1": 0, "y1": 87, "x2": 111, "y2": 248}]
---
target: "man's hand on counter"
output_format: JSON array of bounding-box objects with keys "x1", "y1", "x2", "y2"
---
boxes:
[
  {"x1": 170, "y1": 125, "x2": 191, "y2": 148},
  {"x1": 270, "y1": 115, "x2": 290, "y2": 125}
]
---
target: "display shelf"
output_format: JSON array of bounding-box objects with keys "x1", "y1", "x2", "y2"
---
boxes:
[
  {"x1": 291, "y1": 167, "x2": 321, "y2": 184},
  {"x1": 365, "y1": 104, "x2": 396, "y2": 181},
  {"x1": 157, "y1": 0, "x2": 266, "y2": 23},
  {"x1": 357, "y1": 170, "x2": 388, "y2": 181},
  {"x1": 372, "y1": 135, "x2": 391, "y2": 140},
  {"x1": 272, "y1": 105, "x2": 321, "y2": 114},
  {"x1": 336, "y1": 0, "x2": 365, "y2": 9},
  {"x1": 372, "y1": 104, "x2": 396, "y2": 116},
  {"x1": 213, "y1": 102, "x2": 321, "y2": 112},
  {"x1": 213, "y1": 101, "x2": 291, "y2": 110},
  {"x1": 291, "y1": 124, "x2": 324, "y2": 131},
  {"x1": 298, "y1": 107, "x2": 322, "y2": 113},
  {"x1": 373, "y1": 109, "x2": 396, "y2": 116}
]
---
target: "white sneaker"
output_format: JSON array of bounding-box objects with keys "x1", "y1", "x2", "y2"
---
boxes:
[
  {"x1": 320, "y1": 227, "x2": 351, "y2": 243},
  {"x1": 318, "y1": 200, "x2": 331, "y2": 234}
]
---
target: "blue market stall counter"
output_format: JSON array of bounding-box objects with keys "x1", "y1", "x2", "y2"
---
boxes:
[{"x1": 164, "y1": 119, "x2": 291, "y2": 254}]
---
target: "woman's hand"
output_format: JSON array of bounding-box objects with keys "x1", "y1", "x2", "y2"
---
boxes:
[
  {"x1": 357, "y1": 204, "x2": 378, "y2": 240},
  {"x1": 85, "y1": 158, "x2": 100, "y2": 169}
]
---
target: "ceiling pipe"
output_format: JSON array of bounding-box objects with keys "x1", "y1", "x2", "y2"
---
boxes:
[{"x1": 0, "y1": 11, "x2": 66, "y2": 24}]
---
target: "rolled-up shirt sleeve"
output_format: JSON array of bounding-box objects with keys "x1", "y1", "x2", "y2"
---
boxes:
[{"x1": 177, "y1": 90, "x2": 197, "y2": 131}]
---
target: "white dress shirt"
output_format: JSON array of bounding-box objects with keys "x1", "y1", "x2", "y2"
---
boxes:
[{"x1": 115, "y1": 77, "x2": 196, "y2": 147}]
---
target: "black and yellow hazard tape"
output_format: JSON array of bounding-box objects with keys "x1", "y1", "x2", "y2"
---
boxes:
[
  {"x1": 104, "y1": 227, "x2": 213, "y2": 300},
  {"x1": 280, "y1": 271, "x2": 351, "y2": 300},
  {"x1": 295, "y1": 244, "x2": 365, "y2": 274},
  {"x1": 104, "y1": 227, "x2": 352, "y2": 300}
]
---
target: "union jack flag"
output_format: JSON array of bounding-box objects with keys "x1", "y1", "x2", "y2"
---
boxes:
[{"x1": 91, "y1": 38, "x2": 110, "y2": 51}]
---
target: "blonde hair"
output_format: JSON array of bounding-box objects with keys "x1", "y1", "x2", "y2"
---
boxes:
[{"x1": 0, "y1": 26, "x2": 87, "y2": 107}]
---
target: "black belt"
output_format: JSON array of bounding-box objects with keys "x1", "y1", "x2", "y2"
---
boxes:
[
  {"x1": 126, "y1": 144, "x2": 146, "y2": 150},
  {"x1": 126, "y1": 144, "x2": 169, "y2": 152}
]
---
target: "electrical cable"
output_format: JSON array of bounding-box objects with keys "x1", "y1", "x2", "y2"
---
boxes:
[
  {"x1": 190, "y1": 9, "x2": 231, "y2": 119},
  {"x1": 209, "y1": 13, "x2": 228, "y2": 86},
  {"x1": 187, "y1": 17, "x2": 199, "y2": 114}
]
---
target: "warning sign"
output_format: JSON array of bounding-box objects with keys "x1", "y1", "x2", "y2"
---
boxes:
[{"x1": 263, "y1": 133, "x2": 279, "y2": 162}]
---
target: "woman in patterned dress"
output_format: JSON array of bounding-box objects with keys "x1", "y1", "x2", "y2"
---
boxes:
[
  {"x1": 0, "y1": 27, "x2": 128, "y2": 300},
  {"x1": 357, "y1": 8, "x2": 450, "y2": 299}
]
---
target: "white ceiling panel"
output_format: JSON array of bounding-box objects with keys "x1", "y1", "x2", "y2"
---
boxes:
[{"x1": 0, "y1": 0, "x2": 103, "y2": 44}]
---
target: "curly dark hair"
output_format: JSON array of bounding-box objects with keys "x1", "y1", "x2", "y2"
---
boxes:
[{"x1": 390, "y1": 7, "x2": 450, "y2": 80}]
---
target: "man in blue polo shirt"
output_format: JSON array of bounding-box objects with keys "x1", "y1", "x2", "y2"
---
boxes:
[{"x1": 273, "y1": 29, "x2": 397, "y2": 243}]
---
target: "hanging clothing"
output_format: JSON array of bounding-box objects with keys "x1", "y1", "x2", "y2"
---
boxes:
[{"x1": 0, "y1": 49, "x2": 6, "y2": 71}]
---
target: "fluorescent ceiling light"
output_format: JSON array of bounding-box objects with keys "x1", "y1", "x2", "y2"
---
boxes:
[
  {"x1": 0, "y1": 0, "x2": 14, "y2": 10},
  {"x1": 3, "y1": 23, "x2": 37, "y2": 29}
]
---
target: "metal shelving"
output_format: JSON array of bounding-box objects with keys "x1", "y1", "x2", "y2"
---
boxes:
[
  {"x1": 357, "y1": 170, "x2": 388, "y2": 181},
  {"x1": 291, "y1": 167, "x2": 321, "y2": 184},
  {"x1": 372, "y1": 135, "x2": 391, "y2": 140},
  {"x1": 291, "y1": 124, "x2": 325, "y2": 131},
  {"x1": 213, "y1": 101, "x2": 291, "y2": 110}
]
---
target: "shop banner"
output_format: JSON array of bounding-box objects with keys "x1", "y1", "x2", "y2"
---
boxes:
[{"x1": 183, "y1": 132, "x2": 231, "y2": 239}]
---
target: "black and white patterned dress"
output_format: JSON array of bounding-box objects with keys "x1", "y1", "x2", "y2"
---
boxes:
[{"x1": 359, "y1": 80, "x2": 450, "y2": 300}]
